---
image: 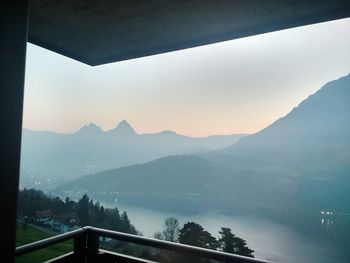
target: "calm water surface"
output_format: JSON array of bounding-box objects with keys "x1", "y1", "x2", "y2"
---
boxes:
[{"x1": 104, "y1": 204, "x2": 349, "y2": 263}]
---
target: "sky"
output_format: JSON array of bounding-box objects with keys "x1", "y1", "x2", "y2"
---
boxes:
[{"x1": 23, "y1": 18, "x2": 350, "y2": 137}]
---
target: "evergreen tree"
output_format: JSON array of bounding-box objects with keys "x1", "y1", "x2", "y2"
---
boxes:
[
  {"x1": 178, "y1": 222, "x2": 218, "y2": 250},
  {"x1": 121, "y1": 211, "x2": 130, "y2": 232},
  {"x1": 17, "y1": 189, "x2": 139, "y2": 237},
  {"x1": 109, "y1": 207, "x2": 122, "y2": 231},
  {"x1": 120, "y1": 211, "x2": 136, "y2": 234},
  {"x1": 218, "y1": 227, "x2": 254, "y2": 258},
  {"x1": 77, "y1": 194, "x2": 90, "y2": 226},
  {"x1": 178, "y1": 222, "x2": 218, "y2": 263}
]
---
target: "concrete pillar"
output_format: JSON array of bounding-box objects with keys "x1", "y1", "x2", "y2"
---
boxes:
[{"x1": 0, "y1": 1, "x2": 28, "y2": 261}]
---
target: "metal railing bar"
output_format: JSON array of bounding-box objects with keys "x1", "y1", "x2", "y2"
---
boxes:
[
  {"x1": 15, "y1": 228, "x2": 85, "y2": 256},
  {"x1": 15, "y1": 226, "x2": 272, "y2": 263},
  {"x1": 98, "y1": 249, "x2": 158, "y2": 263},
  {"x1": 88, "y1": 227, "x2": 271, "y2": 263},
  {"x1": 43, "y1": 252, "x2": 74, "y2": 263}
]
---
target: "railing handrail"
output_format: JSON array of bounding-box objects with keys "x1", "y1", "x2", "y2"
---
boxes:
[
  {"x1": 15, "y1": 228, "x2": 85, "y2": 256},
  {"x1": 15, "y1": 226, "x2": 272, "y2": 263},
  {"x1": 88, "y1": 226, "x2": 271, "y2": 263}
]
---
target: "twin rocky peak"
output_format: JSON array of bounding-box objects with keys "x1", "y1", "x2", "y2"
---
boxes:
[{"x1": 77, "y1": 120, "x2": 136, "y2": 136}]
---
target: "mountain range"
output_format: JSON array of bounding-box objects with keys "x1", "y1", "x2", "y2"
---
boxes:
[
  {"x1": 20, "y1": 120, "x2": 245, "y2": 189},
  {"x1": 55, "y1": 73, "x2": 350, "y2": 222}
]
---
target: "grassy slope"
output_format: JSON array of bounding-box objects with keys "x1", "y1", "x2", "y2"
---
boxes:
[{"x1": 16, "y1": 224, "x2": 72, "y2": 263}]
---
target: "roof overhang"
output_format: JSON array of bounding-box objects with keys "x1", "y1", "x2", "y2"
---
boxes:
[{"x1": 28, "y1": 0, "x2": 350, "y2": 66}]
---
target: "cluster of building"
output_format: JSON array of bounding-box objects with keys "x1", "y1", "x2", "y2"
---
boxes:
[{"x1": 33, "y1": 209, "x2": 80, "y2": 233}]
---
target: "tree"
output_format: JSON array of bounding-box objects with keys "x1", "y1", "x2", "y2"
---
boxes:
[
  {"x1": 77, "y1": 194, "x2": 89, "y2": 226},
  {"x1": 20, "y1": 216, "x2": 29, "y2": 232},
  {"x1": 178, "y1": 222, "x2": 218, "y2": 250},
  {"x1": 121, "y1": 211, "x2": 136, "y2": 234},
  {"x1": 178, "y1": 222, "x2": 218, "y2": 263},
  {"x1": 218, "y1": 227, "x2": 254, "y2": 258},
  {"x1": 153, "y1": 231, "x2": 164, "y2": 240},
  {"x1": 109, "y1": 207, "x2": 122, "y2": 230},
  {"x1": 162, "y1": 217, "x2": 179, "y2": 242},
  {"x1": 17, "y1": 189, "x2": 138, "y2": 237}
]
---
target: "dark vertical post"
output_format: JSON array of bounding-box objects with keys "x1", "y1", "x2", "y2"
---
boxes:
[
  {"x1": 74, "y1": 232, "x2": 87, "y2": 263},
  {"x1": 87, "y1": 230, "x2": 99, "y2": 262},
  {"x1": 0, "y1": 1, "x2": 28, "y2": 262}
]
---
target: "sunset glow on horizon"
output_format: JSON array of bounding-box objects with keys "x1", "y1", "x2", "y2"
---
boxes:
[{"x1": 23, "y1": 18, "x2": 350, "y2": 137}]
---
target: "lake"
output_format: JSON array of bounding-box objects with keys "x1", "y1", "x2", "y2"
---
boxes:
[{"x1": 107, "y1": 204, "x2": 350, "y2": 263}]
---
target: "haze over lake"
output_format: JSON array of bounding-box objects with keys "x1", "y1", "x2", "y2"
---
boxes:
[
  {"x1": 24, "y1": 72, "x2": 350, "y2": 263},
  {"x1": 105, "y1": 204, "x2": 348, "y2": 263},
  {"x1": 58, "y1": 70, "x2": 350, "y2": 262},
  {"x1": 20, "y1": 17, "x2": 350, "y2": 263}
]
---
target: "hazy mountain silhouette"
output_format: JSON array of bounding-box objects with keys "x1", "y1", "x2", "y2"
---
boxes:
[
  {"x1": 213, "y1": 73, "x2": 350, "y2": 178},
  {"x1": 108, "y1": 120, "x2": 137, "y2": 136},
  {"x1": 224, "y1": 73, "x2": 350, "y2": 160},
  {"x1": 56, "y1": 74, "x2": 350, "y2": 219},
  {"x1": 20, "y1": 121, "x2": 245, "y2": 189},
  {"x1": 77, "y1": 123, "x2": 104, "y2": 135}
]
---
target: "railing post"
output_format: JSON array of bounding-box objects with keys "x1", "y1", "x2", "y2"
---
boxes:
[
  {"x1": 86, "y1": 229, "x2": 99, "y2": 263},
  {"x1": 73, "y1": 232, "x2": 87, "y2": 263}
]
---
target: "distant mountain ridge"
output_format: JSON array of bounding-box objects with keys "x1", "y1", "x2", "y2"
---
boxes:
[
  {"x1": 108, "y1": 120, "x2": 137, "y2": 135},
  {"x1": 77, "y1": 123, "x2": 103, "y2": 135},
  {"x1": 56, "y1": 73, "x2": 350, "y2": 219},
  {"x1": 74, "y1": 120, "x2": 137, "y2": 136},
  {"x1": 217, "y1": 73, "x2": 350, "y2": 177},
  {"x1": 26, "y1": 119, "x2": 239, "y2": 138},
  {"x1": 20, "y1": 121, "x2": 245, "y2": 190},
  {"x1": 226, "y1": 73, "x2": 350, "y2": 155}
]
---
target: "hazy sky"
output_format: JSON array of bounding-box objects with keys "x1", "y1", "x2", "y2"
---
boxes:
[{"x1": 23, "y1": 18, "x2": 350, "y2": 137}]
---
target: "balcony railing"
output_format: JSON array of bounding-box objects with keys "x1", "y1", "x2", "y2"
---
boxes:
[{"x1": 16, "y1": 226, "x2": 271, "y2": 263}]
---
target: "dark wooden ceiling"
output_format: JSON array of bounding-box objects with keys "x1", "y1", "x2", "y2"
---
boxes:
[{"x1": 28, "y1": 0, "x2": 350, "y2": 66}]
